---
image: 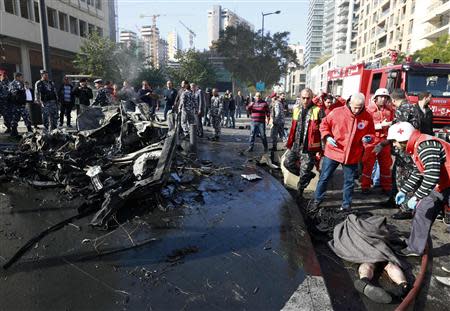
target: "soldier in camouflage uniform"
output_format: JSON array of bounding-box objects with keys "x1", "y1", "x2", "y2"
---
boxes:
[
  {"x1": 35, "y1": 70, "x2": 58, "y2": 131},
  {"x1": 9, "y1": 72, "x2": 32, "y2": 136},
  {"x1": 209, "y1": 88, "x2": 223, "y2": 141},
  {"x1": 92, "y1": 79, "x2": 113, "y2": 107},
  {"x1": 179, "y1": 82, "x2": 197, "y2": 137},
  {"x1": 270, "y1": 92, "x2": 286, "y2": 151},
  {"x1": 284, "y1": 88, "x2": 325, "y2": 197},
  {"x1": 0, "y1": 69, "x2": 12, "y2": 133}
]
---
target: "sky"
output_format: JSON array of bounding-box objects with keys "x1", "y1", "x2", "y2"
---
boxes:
[{"x1": 117, "y1": 0, "x2": 309, "y2": 50}]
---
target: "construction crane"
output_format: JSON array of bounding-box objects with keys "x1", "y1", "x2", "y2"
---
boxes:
[{"x1": 179, "y1": 20, "x2": 196, "y2": 49}]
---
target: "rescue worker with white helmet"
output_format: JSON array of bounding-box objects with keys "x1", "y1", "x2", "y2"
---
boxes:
[
  {"x1": 361, "y1": 88, "x2": 394, "y2": 194},
  {"x1": 389, "y1": 122, "x2": 450, "y2": 256}
]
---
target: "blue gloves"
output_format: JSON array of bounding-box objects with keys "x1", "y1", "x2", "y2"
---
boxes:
[
  {"x1": 408, "y1": 197, "x2": 418, "y2": 210},
  {"x1": 326, "y1": 136, "x2": 337, "y2": 147},
  {"x1": 395, "y1": 191, "x2": 406, "y2": 205},
  {"x1": 362, "y1": 135, "x2": 373, "y2": 144}
]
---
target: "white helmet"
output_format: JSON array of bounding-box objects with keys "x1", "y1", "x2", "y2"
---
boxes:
[
  {"x1": 374, "y1": 88, "x2": 390, "y2": 98},
  {"x1": 387, "y1": 122, "x2": 416, "y2": 142}
]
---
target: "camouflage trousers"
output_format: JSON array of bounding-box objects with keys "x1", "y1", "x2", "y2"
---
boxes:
[
  {"x1": 270, "y1": 123, "x2": 285, "y2": 147},
  {"x1": 394, "y1": 158, "x2": 415, "y2": 211},
  {"x1": 42, "y1": 100, "x2": 59, "y2": 130},
  {"x1": 181, "y1": 109, "x2": 195, "y2": 136},
  {"x1": 284, "y1": 149, "x2": 317, "y2": 193},
  {"x1": 11, "y1": 105, "x2": 31, "y2": 130},
  {"x1": 211, "y1": 115, "x2": 221, "y2": 137},
  {"x1": 0, "y1": 101, "x2": 12, "y2": 130}
]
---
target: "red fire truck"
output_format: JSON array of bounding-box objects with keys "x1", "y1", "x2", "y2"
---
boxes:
[{"x1": 327, "y1": 62, "x2": 450, "y2": 128}]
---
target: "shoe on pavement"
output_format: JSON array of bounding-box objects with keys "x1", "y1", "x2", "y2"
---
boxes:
[
  {"x1": 391, "y1": 210, "x2": 414, "y2": 220},
  {"x1": 354, "y1": 278, "x2": 392, "y2": 304},
  {"x1": 435, "y1": 276, "x2": 450, "y2": 287},
  {"x1": 396, "y1": 247, "x2": 421, "y2": 257}
]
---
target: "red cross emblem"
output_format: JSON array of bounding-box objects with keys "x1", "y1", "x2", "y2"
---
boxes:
[{"x1": 397, "y1": 128, "x2": 404, "y2": 134}]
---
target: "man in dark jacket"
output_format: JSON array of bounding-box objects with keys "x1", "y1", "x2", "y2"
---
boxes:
[
  {"x1": 35, "y1": 69, "x2": 58, "y2": 131},
  {"x1": 72, "y1": 78, "x2": 93, "y2": 114},
  {"x1": 138, "y1": 80, "x2": 159, "y2": 115},
  {"x1": 0, "y1": 68, "x2": 12, "y2": 133},
  {"x1": 163, "y1": 80, "x2": 177, "y2": 121},
  {"x1": 246, "y1": 92, "x2": 270, "y2": 152},
  {"x1": 416, "y1": 91, "x2": 433, "y2": 135},
  {"x1": 58, "y1": 76, "x2": 75, "y2": 127},
  {"x1": 9, "y1": 72, "x2": 32, "y2": 135}
]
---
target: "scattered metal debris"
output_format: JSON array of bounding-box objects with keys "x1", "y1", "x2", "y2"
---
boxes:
[{"x1": 241, "y1": 174, "x2": 262, "y2": 181}]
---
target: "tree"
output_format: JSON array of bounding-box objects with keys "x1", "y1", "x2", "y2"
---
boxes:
[
  {"x1": 132, "y1": 67, "x2": 166, "y2": 89},
  {"x1": 167, "y1": 49, "x2": 217, "y2": 88},
  {"x1": 413, "y1": 34, "x2": 450, "y2": 63},
  {"x1": 73, "y1": 32, "x2": 121, "y2": 81},
  {"x1": 214, "y1": 25, "x2": 297, "y2": 88}
]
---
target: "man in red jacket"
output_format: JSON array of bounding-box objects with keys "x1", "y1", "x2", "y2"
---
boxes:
[
  {"x1": 361, "y1": 88, "x2": 394, "y2": 194},
  {"x1": 310, "y1": 93, "x2": 375, "y2": 210}
]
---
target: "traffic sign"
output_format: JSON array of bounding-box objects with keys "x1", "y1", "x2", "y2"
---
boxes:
[{"x1": 256, "y1": 81, "x2": 265, "y2": 91}]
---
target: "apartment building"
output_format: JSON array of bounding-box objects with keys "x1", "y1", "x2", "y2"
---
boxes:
[
  {"x1": 207, "y1": 5, "x2": 254, "y2": 48},
  {"x1": 355, "y1": 0, "x2": 416, "y2": 63},
  {"x1": 412, "y1": 0, "x2": 450, "y2": 52},
  {"x1": 322, "y1": 0, "x2": 335, "y2": 56},
  {"x1": 167, "y1": 31, "x2": 182, "y2": 61},
  {"x1": 305, "y1": 0, "x2": 325, "y2": 68},
  {"x1": 333, "y1": 0, "x2": 359, "y2": 55},
  {"x1": 119, "y1": 30, "x2": 137, "y2": 48},
  {"x1": 0, "y1": 0, "x2": 116, "y2": 83},
  {"x1": 285, "y1": 44, "x2": 306, "y2": 97}
]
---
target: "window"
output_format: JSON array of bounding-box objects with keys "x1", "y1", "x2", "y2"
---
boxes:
[
  {"x1": 69, "y1": 16, "x2": 78, "y2": 35},
  {"x1": 4, "y1": 0, "x2": 16, "y2": 14},
  {"x1": 96, "y1": 27, "x2": 103, "y2": 36},
  {"x1": 95, "y1": 0, "x2": 102, "y2": 10},
  {"x1": 19, "y1": 0, "x2": 29, "y2": 19},
  {"x1": 79, "y1": 20, "x2": 87, "y2": 37},
  {"x1": 34, "y1": 1, "x2": 39, "y2": 22},
  {"x1": 370, "y1": 73, "x2": 382, "y2": 94},
  {"x1": 59, "y1": 12, "x2": 68, "y2": 31},
  {"x1": 88, "y1": 23, "x2": 96, "y2": 35},
  {"x1": 47, "y1": 7, "x2": 57, "y2": 28},
  {"x1": 408, "y1": 20, "x2": 413, "y2": 34}
]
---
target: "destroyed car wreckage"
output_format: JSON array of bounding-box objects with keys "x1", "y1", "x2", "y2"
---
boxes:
[{"x1": 0, "y1": 103, "x2": 179, "y2": 269}]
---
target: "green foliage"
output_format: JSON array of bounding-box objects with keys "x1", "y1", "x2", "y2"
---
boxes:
[
  {"x1": 73, "y1": 32, "x2": 121, "y2": 81},
  {"x1": 167, "y1": 49, "x2": 217, "y2": 88},
  {"x1": 132, "y1": 67, "x2": 166, "y2": 88},
  {"x1": 213, "y1": 25, "x2": 297, "y2": 88},
  {"x1": 413, "y1": 35, "x2": 450, "y2": 63}
]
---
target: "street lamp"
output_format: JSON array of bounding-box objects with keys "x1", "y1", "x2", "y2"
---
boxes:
[{"x1": 261, "y1": 10, "x2": 281, "y2": 54}]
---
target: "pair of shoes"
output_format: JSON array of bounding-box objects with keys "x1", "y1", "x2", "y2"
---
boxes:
[
  {"x1": 354, "y1": 278, "x2": 392, "y2": 304},
  {"x1": 391, "y1": 210, "x2": 414, "y2": 220},
  {"x1": 396, "y1": 247, "x2": 421, "y2": 257}
]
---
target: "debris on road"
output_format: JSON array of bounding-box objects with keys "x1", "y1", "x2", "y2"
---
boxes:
[{"x1": 241, "y1": 174, "x2": 262, "y2": 181}]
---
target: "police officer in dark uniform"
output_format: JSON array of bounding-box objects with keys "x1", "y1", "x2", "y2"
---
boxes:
[
  {"x1": 35, "y1": 69, "x2": 58, "y2": 131},
  {"x1": 0, "y1": 68, "x2": 12, "y2": 133},
  {"x1": 9, "y1": 72, "x2": 32, "y2": 136},
  {"x1": 92, "y1": 79, "x2": 112, "y2": 107}
]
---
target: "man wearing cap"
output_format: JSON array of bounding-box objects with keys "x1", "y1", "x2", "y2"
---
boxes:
[
  {"x1": 311, "y1": 93, "x2": 375, "y2": 210},
  {"x1": 284, "y1": 88, "x2": 324, "y2": 197},
  {"x1": 0, "y1": 69, "x2": 12, "y2": 133},
  {"x1": 72, "y1": 78, "x2": 93, "y2": 114},
  {"x1": 92, "y1": 79, "x2": 112, "y2": 107},
  {"x1": 9, "y1": 72, "x2": 32, "y2": 136},
  {"x1": 389, "y1": 122, "x2": 450, "y2": 256},
  {"x1": 35, "y1": 70, "x2": 58, "y2": 131},
  {"x1": 361, "y1": 88, "x2": 394, "y2": 194}
]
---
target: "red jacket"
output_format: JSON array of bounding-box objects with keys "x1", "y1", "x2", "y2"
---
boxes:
[
  {"x1": 320, "y1": 105, "x2": 375, "y2": 165},
  {"x1": 406, "y1": 130, "x2": 450, "y2": 192},
  {"x1": 366, "y1": 102, "x2": 394, "y2": 142}
]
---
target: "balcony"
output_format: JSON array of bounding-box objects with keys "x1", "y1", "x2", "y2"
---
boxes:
[
  {"x1": 423, "y1": 1, "x2": 450, "y2": 23},
  {"x1": 421, "y1": 22, "x2": 450, "y2": 40}
]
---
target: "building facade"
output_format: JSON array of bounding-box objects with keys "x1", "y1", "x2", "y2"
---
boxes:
[
  {"x1": 305, "y1": 0, "x2": 325, "y2": 68},
  {"x1": 322, "y1": 0, "x2": 335, "y2": 56},
  {"x1": 355, "y1": 0, "x2": 416, "y2": 63},
  {"x1": 167, "y1": 30, "x2": 182, "y2": 61},
  {"x1": 411, "y1": 0, "x2": 450, "y2": 53},
  {"x1": 207, "y1": 5, "x2": 254, "y2": 48},
  {"x1": 0, "y1": 0, "x2": 116, "y2": 83},
  {"x1": 285, "y1": 44, "x2": 306, "y2": 97},
  {"x1": 309, "y1": 53, "x2": 354, "y2": 94},
  {"x1": 119, "y1": 30, "x2": 137, "y2": 48},
  {"x1": 333, "y1": 0, "x2": 359, "y2": 55}
]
